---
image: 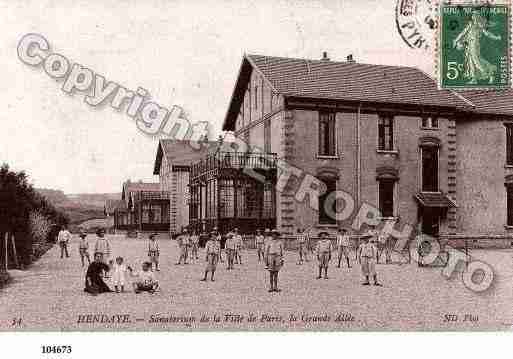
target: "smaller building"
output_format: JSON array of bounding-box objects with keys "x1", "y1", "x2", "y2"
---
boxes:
[
  {"x1": 153, "y1": 139, "x2": 219, "y2": 235},
  {"x1": 104, "y1": 199, "x2": 128, "y2": 230},
  {"x1": 110, "y1": 180, "x2": 171, "y2": 232}
]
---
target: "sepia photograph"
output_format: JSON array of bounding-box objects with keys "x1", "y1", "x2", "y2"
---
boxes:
[{"x1": 1, "y1": 0, "x2": 513, "y2": 344}]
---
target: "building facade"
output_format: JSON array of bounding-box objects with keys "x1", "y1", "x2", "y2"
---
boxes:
[
  {"x1": 219, "y1": 54, "x2": 513, "y2": 239},
  {"x1": 111, "y1": 180, "x2": 170, "y2": 232},
  {"x1": 153, "y1": 139, "x2": 218, "y2": 235}
]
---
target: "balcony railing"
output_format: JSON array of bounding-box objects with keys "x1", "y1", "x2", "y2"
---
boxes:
[
  {"x1": 191, "y1": 151, "x2": 277, "y2": 179},
  {"x1": 132, "y1": 191, "x2": 171, "y2": 201}
]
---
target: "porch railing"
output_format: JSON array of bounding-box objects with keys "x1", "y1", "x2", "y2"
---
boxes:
[
  {"x1": 132, "y1": 191, "x2": 171, "y2": 201},
  {"x1": 191, "y1": 151, "x2": 277, "y2": 180}
]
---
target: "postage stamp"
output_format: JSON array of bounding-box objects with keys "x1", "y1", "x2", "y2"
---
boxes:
[{"x1": 438, "y1": 1, "x2": 511, "y2": 89}]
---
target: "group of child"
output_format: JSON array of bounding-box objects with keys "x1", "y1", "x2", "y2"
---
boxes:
[
  {"x1": 78, "y1": 224, "x2": 387, "y2": 295},
  {"x1": 79, "y1": 228, "x2": 160, "y2": 295},
  {"x1": 175, "y1": 229, "x2": 200, "y2": 265},
  {"x1": 295, "y1": 227, "x2": 385, "y2": 286}
]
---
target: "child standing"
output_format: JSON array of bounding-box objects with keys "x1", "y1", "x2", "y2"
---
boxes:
[
  {"x1": 265, "y1": 230, "x2": 284, "y2": 292},
  {"x1": 296, "y1": 228, "x2": 308, "y2": 265},
  {"x1": 176, "y1": 229, "x2": 189, "y2": 265},
  {"x1": 148, "y1": 234, "x2": 160, "y2": 271},
  {"x1": 358, "y1": 233, "x2": 381, "y2": 286},
  {"x1": 190, "y1": 231, "x2": 199, "y2": 260},
  {"x1": 233, "y1": 228, "x2": 243, "y2": 265},
  {"x1": 78, "y1": 230, "x2": 91, "y2": 267},
  {"x1": 255, "y1": 229, "x2": 265, "y2": 262},
  {"x1": 336, "y1": 228, "x2": 351, "y2": 268},
  {"x1": 94, "y1": 228, "x2": 111, "y2": 278},
  {"x1": 201, "y1": 233, "x2": 220, "y2": 282},
  {"x1": 225, "y1": 233, "x2": 236, "y2": 270},
  {"x1": 316, "y1": 232, "x2": 332, "y2": 279},
  {"x1": 112, "y1": 256, "x2": 129, "y2": 293}
]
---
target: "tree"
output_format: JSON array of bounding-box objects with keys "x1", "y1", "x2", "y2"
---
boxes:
[{"x1": 0, "y1": 164, "x2": 68, "y2": 269}]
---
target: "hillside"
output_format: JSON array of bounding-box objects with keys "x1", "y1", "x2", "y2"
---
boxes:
[{"x1": 35, "y1": 188, "x2": 120, "y2": 225}]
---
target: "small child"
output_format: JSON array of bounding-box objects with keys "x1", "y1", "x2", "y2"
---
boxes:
[
  {"x1": 129, "y1": 262, "x2": 159, "y2": 294},
  {"x1": 190, "y1": 231, "x2": 200, "y2": 260},
  {"x1": 78, "y1": 231, "x2": 91, "y2": 267},
  {"x1": 357, "y1": 233, "x2": 381, "y2": 286},
  {"x1": 148, "y1": 234, "x2": 160, "y2": 271},
  {"x1": 201, "y1": 233, "x2": 220, "y2": 282},
  {"x1": 112, "y1": 256, "x2": 128, "y2": 293},
  {"x1": 233, "y1": 228, "x2": 243, "y2": 265}
]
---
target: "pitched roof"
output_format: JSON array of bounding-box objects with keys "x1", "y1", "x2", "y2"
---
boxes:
[
  {"x1": 153, "y1": 139, "x2": 219, "y2": 175},
  {"x1": 223, "y1": 54, "x2": 474, "y2": 130},
  {"x1": 457, "y1": 89, "x2": 513, "y2": 117},
  {"x1": 104, "y1": 199, "x2": 126, "y2": 214},
  {"x1": 121, "y1": 181, "x2": 160, "y2": 200}
]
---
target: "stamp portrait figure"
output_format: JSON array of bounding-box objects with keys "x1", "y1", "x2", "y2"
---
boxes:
[{"x1": 453, "y1": 12, "x2": 502, "y2": 84}]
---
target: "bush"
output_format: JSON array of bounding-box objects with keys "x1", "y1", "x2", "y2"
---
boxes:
[{"x1": 0, "y1": 163, "x2": 68, "y2": 268}]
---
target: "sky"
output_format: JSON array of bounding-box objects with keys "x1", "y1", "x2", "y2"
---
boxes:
[{"x1": 0, "y1": 0, "x2": 435, "y2": 194}]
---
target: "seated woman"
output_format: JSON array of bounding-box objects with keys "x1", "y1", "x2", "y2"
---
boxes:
[
  {"x1": 84, "y1": 253, "x2": 112, "y2": 295},
  {"x1": 128, "y1": 262, "x2": 159, "y2": 294}
]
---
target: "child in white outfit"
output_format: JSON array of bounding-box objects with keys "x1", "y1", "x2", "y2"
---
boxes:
[{"x1": 112, "y1": 256, "x2": 128, "y2": 293}]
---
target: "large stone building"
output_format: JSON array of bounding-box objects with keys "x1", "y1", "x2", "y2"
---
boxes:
[{"x1": 211, "y1": 53, "x2": 513, "y2": 239}]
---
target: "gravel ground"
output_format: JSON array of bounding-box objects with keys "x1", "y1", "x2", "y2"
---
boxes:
[{"x1": 1, "y1": 234, "x2": 512, "y2": 331}]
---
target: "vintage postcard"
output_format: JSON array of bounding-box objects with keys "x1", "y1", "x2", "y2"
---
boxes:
[{"x1": 1, "y1": 0, "x2": 513, "y2": 335}]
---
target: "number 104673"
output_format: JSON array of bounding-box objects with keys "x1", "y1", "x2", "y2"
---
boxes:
[{"x1": 41, "y1": 346, "x2": 72, "y2": 354}]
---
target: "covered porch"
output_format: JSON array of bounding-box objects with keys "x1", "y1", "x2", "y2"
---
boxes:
[{"x1": 189, "y1": 151, "x2": 277, "y2": 234}]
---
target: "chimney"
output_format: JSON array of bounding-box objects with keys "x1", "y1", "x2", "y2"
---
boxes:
[
  {"x1": 321, "y1": 51, "x2": 330, "y2": 61},
  {"x1": 346, "y1": 54, "x2": 355, "y2": 63}
]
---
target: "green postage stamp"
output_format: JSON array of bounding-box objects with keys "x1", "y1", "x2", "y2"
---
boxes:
[{"x1": 439, "y1": 2, "x2": 510, "y2": 89}]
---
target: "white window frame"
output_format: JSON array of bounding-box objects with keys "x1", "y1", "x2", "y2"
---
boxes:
[{"x1": 317, "y1": 111, "x2": 339, "y2": 159}]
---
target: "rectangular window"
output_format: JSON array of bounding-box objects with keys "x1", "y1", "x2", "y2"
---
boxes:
[
  {"x1": 161, "y1": 202, "x2": 170, "y2": 223},
  {"x1": 254, "y1": 86, "x2": 258, "y2": 109},
  {"x1": 262, "y1": 182, "x2": 274, "y2": 219},
  {"x1": 219, "y1": 179, "x2": 234, "y2": 218},
  {"x1": 508, "y1": 186, "x2": 513, "y2": 226},
  {"x1": 421, "y1": 146, "x2": 439, "y2": 192},
  {"x1": 318, "y1": 178, "x2": 337, "y2": 224},
  {"x1": 152, "y1": 204, "x2": 161, "y2": 223},
  {"x1": 142, "y1": 203, "x2": 150, "y2": 223},
  {"x1": 318, "y1": 112, "x2": 336, "y2": 156},
  {"x1": 378, "y1": 180, "x2": 395, "y2": 218},
  {"x1": 378, "y1": 115, "x2": 394, "y2": 151},
  {"x1": 421, "y1": 115, "x2": 439, "y2": 129},
  {"x1": 264, "y1": 120, "x2": 271, "y2": 153},
  {"x1": 506, "y1": 124, "x2": 513, "y2": 166}
]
